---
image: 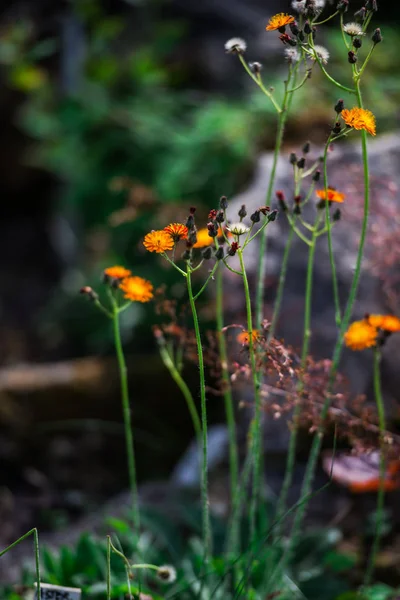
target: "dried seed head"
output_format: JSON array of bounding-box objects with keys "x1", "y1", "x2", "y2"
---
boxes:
[
  {"x1": 249, "y1": 61, "x2": 262, "y2": 74},
  {"x1": 284, "y1": 47, "x2": 300, "y2": 63},
  {"x1": 157, "y1": 565, "x2": 177, "y2": 584},
  {"x1": 312, "y1": 45, "x2": 330, "y2": 64},
  {"x1": 343, "y1": 22, "x2": 365, "y2": 36}
]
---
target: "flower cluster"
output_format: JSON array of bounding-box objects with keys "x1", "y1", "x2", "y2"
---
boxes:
[{"x1": 345, "y1": 314, "x2": 400, "y2": 350}]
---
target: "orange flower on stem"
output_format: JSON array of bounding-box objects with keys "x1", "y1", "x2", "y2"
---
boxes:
[
  {"x1": 193, "y1": 227, "x2": 230, "y2": 248},
  {"x1": 119, "y1": 276, "x2": 153, "y2": 302},
  {"x1": 164, "y1": 223, "x2": 188, "y2": 242},
  {"x1": 143, "y1": 230, "x2": 174, "y2": 253},
  {"x1": 341, "y1": 107, "x2": 376, "y2": 136},
  {"x1": 104, "y1": 266, "x2": 132, "y2": 279},
  {"x1": 316, "y1": 188, "x2": 345, "y2": 203},
  {"x1": 266, "y1": 13, "x2": 295, "y2": 31},
  {"x1": 344, "y1": 319, "x2": 378, "y2": 351}
]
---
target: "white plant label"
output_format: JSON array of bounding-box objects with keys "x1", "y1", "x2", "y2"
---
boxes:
[{"x1": 34, "y1": 582, "x2": 81, "y2": 600}]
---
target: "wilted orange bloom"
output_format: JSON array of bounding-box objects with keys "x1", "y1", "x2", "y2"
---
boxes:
[
  {"x1": 104, "y1": 265, "x2": 132, "y2": 279},
  {"x1": 163, "y1": 222, "x2": 188, "y2": 242},
  {"x1": 143, "y1": 230, "x2": 174, "y2": 253},
  {"x1": 341, "y1": 107, "x2": 376, "y2": 136},
  {"x1": 367, "y1": 314, "x2": 400, "y2": 332},
  {"x1": 316, "y1": 188, "x2": 345, "y2": 203},
  {"x1": 351, "y1": 461, "x2": 400, "y2": 493},
  {"x1": 344, "y1": 319, "x2": 378, "y2": 351},
  {"x1": 237, "y1": 330, "x2": 260, "y2": 345},
  {"x1": 119, "y1": 276, "x2": 153, "y2": 302},
  {"x1": 266, "y1": 13, "x2": 295, "y2": 31}
]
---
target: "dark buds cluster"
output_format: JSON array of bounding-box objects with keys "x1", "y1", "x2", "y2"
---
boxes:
[
  {"x1": 202, "y1": 246, "x2": 213, "y2": 260},
  {"x1": 353, "y1": 38, "x2": 362, "y2": 49},
  {"x1": 279, "y1": 33, "x2": 297, "y2": 46},
  {"x1": 313, "y1": 170, "x2": 321, "y2": 182},
  {"x1": 337, "y1": 0, "x2": 349, "y2": 12},
  {"x1": 215, "y1": 247, "x2": 224, "y2": 260},
  {"x1": 348, "y1": 51, "x2": 357, "y2": 64},
  {"x1": 332, "y1": 122, "x2": 341, "y2": 135},
  {"x1": 220, "y1": 195, "x2": 228, "y2": 210},
  {"x1": 334, "y1": 99, "x2": 344, "y2": 114},
  {"x1": 238, "y1": 204, "x2": 247, "y2": 219},
  {"x1": 294, "y1": 195, "x2": 302, "y2": 215},
  {"x1": 207, "y1": 221, "x2": 219, "y2": 238}
]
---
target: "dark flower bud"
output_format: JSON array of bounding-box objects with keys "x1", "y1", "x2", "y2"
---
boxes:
[
  {"x1": 80, "y1": 286, "x2": 98, "y2": 302},
  {"x1": 250, "y1": 210, "x2": 261, "y2": 223},
  {"x1": 332, "y1": 121, "x2": 342, "y2": 135},
  {"x1": 208, "y1": 209, "x2": 217, "y2": 220},
  {"x1": 333, "y1": 208, "x2": 341, "y2": 221},
  {"x1": 304, "y1": 21, "x2": 312, "y2": 35},
  {"x1": 276, "y1": 190, "x2": 287, "y2": 211},
  {"x1": 348, "y1": 51, "x2": 357, "y2": 64},
  {"x1": 317, "y1": 199, "x2": 325, "y2": 210},
  {"x1": 182, "y1": 249, "x2": 192, "y2": 261},
  {"x1": 189, "y1": 206, "x2": 196, "y2": 215},
  {"x1": 238, "y1": 204, "x2": 247, "y2": 219},
  {"x1": 202, "y1": 246, "x2": 213, "y2": 260},
  {"x1": 354, "y1": 7, "x2": 366, "y2": 22},
  {"x1": 313, "y1": 169, "x2": 321, "y2": 182},
  {"x1": 220, "y1": 196, "x2": 228, "y2": 210},
  {"x1": 303, "y1": 141, "x2": 311, "y2": 154},
  {"x1": 297, "y1": 157, "x2": 305, "y2": 169},
  {"x1": 290, "y1": 21, "x2": 299, "y2": 36},
  {"x1": 188, "y1": 229, "x2": 197, "y2": 245},
  {"x1": 337, "y1": 0, "x2": 349, "y2": 12},
  {"x1": 207, "y1": 221, "x2": 218, "y2": 237},
  {"x1": 353, "y1": 37, "x2": 362, "y2": 49},
  {"x1": 366, "y1": 0, "x2": 378, "y2": 11},
  {"x1": 249, "y1": 61, "x2": 262, "y2": 74},
  {"x1": 268, "y1": 209, "x2": 278, "y2": 222},
  {"x1": 334, "y1": 98, "x2": 344, "y2": 113},
  {"x1": 294, "y1": 194, "x2": 301, "y2": 205},
  {"x1": 294, "y1": 204, "x2": 302, "y2": 215},
  {"x1": 287, "y1": 37, "x2": 298, "y2": 47},
  {"x1": 298, "y1": 30, "x2": 305, "y2": 42},
  {"x1": 216, "y1": 210, "x2": 225, "y2": 223},
  {"x1": 228, "y1": 242, "x2": 239, "y2": 256},
  {"x1": 215, "y1": 247, "x2": 224, "y2": 260},
  {"x1": 289, "y1": 152, "x2": 297, "y2": 165},
  {"x1": 186, "y1": 214, "x2": 195, "y2": 229},
  {"x1": 279, "y1": 33, "x2": 296, "y2": 46},
  {"x1": 372, "y1": 28, "x2": 382, "y2": 44}
]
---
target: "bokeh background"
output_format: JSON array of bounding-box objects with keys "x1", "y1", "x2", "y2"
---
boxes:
[{"x1": 0, "y1": 0, "x2": 399, "y2": 557}]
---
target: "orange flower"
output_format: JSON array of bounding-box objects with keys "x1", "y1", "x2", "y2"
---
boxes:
[
  {"x1": 193, "y1": 227, "x2": 229, "y2": 248},
  {"x1": 341, "y1": 107, "x2": 376, "y2": 136},
  {"x1": 163, "y1": 222, "x2": 188, "y2": 242},
  {"x1": 119, "y1": 276, "x2": 153, "y2": 302},
  {"x1": 344, "y1": 320, "x2": 378, "y2": 351},
  {"x1": 237, "y1": 330, "x2": 260, "y2": 345},
  {"x1": 367, "y1": 314, "x2": 400, "y2": 332},
  {"x1": 266, "y1": 13, "x2": 295, "y2": 31},
  {"x1": 104, "y1": 265, "x2": 132, "y2": 279},
  {"x1": 143, "y1": 230, "x2": 174, "y2": 253},
  {"x1": 316, "y1": 188, "x2": 345, "y2": 203}
]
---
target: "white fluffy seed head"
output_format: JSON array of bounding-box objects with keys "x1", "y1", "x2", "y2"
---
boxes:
[
  {"x1": 284, "y1": 48, "x2": 301, "y2": 64},
  {"x1": 343, "y1": 22, "x2": 366, "y2": 36},
  {"x1": 224, "y1": 37, "x2": 247, "y2": 54},
  {"x1": 312, "y1": 45, "x2": 330, "y2": 64},
  {"x1": 157, "y1": 565, "x2": 177, "y2": 584},
  {"x1": 227, "y1": 222, "x2": 251, "y2": 235},
  {"x1": 291, "y1": 0, "x2": 326, "y2": 14}
]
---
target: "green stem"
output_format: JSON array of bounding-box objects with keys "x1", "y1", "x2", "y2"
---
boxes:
[
  {"x1": 238, "y1": 54, "x2": 281, "y2": 114},
  {"x1": 308, "y1": 35, "x2": 355, "y2": 93},
  {"x1": 364, "y1": 347, "x2": 386, "y2": 586},
  {"x1": 323, "y1": 138, "x2": 342, "y2": 326},
  {"x1": 186, "y1": 265, "x2": 212, "y2": 561},
  {"x1": 313, "y1": 10, "x2": 339, "y2": 25},
  {"x1": 112, "y1": 303, "x2": 140, "y2": 533},
  {"x1": 0, "y1": 528, "x2": 41, "y2": 598},
  {"x1": 107, "y1": 536, "x2": 111, "y2": 600},
  {"x1": 216, "y1": 268, "x2": 240, "y2": 557},
  {"x1": 255, "y1": 79, "x2": 292, "y2": 329},
  {"x1": 274, "y1": 79, "x2": 370, "y2": 583},
  {"x1": 157, "y1": 342, "x2": 202, "y2": 443},
  {"x1": 275, "y1": 214, "x2": 320, "y2": 525},
  {"x1": 193, "y1": 261, "x2": 219, "y2": 301},
  {"x1": 355, "y1": 44, "x2": 376, "y2": 82},
  {"x1": 238, "y1": 248, "x2": 262, "y2": 542},
  {"x1": 268, "y1": 224, "x2": 295, "y2": 341}
]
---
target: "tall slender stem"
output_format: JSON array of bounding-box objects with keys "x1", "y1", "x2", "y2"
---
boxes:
[
  {"x1": 255, "y1": 78, "x2": 292, "y2": 329},
  {"x1": 0, "y1": 528, "x2": 41, "y2": 598},
  {"x1": 216, "y1": 268, "x2": 240, "y2": 557},
  {"x1": 112, "y1": 304, "x2": 140, "y2": 533},
  {"x1": 364, "y1": 347, "x2": 386, "y2": 586},
  {"x1": 186, "y1": 265, "x2": 211, "y2": 561},
  {"x1": 157, "y1": 343, "x2": 202, "y2": 443},
  {"x1": 268, "y1": 223, "x2": 295, "y2": 342},
  {"x1": 323, "y1": 139, "x2": 342, "y2": 326},
  {"x1": 273, "y1": 80, "x2": 370, "y2": 582},
  {"x1": 238, "y1": 248, "x2": 262, "y2": 542},
  {"x1": 275, "y1": 216, "x2": 320, "y2": 524}
]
